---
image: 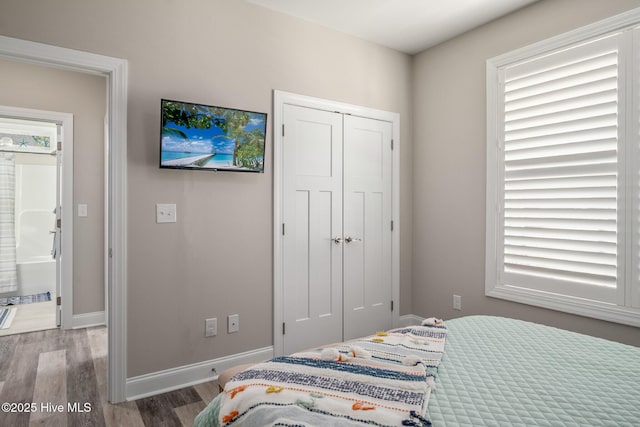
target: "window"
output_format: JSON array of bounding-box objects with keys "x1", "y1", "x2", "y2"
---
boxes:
[{"x1": 486, "y1": 9, "x2": 640, "y2": 327}]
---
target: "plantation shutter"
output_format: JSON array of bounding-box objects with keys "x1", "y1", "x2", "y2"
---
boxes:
[{"x1": 497, "y1": 34, "x2": 622, "y2": 304}]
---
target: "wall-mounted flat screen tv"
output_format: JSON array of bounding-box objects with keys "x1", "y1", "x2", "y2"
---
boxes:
[{"x1": 160, "y1": 99, "x2": 267, "y2": 172}]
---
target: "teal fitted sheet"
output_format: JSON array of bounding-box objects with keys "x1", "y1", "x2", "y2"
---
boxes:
[{"x1": 428, "y1": 316, "x2": 640, "y2": 426}]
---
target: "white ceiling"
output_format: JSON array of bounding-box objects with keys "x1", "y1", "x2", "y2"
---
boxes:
[{"x1": 247, "y1": 0, "x2": 540, "y2": 54}]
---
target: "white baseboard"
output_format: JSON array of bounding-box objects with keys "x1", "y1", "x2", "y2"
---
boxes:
[
  {"x1": 72, "y1": 311, "x2": 105, "y2": 329},
  {"x1": 398, "y1": 314, "x2": 424, "y2": 327},
  {"x1": 125, "y1": 315, "x2": 429, "y2": 401},
  {"x1": 126, "y1": 346, "x2": 274, "y2": 401}
]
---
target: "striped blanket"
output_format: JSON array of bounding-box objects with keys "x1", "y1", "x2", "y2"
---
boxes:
[{"x1": 217, "y1": 322, "x2": 447, "y2": 426}]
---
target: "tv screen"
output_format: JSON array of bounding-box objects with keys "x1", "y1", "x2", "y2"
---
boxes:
[{"x1": 160, "y1": 99, "x2": 267, "y2": 172}]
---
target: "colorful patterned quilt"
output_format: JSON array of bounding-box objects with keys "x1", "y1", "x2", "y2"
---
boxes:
[{"x1": 197, "y1": 322, "x2": 447, "y2": 427}]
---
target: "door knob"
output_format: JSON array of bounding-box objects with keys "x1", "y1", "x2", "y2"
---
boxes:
[
  {"x1": 345, "y1": 236, "x2": 362, "y2": 243},
  {"x1": 332, "y1": 237, "x2": 343, "y2": 244}
]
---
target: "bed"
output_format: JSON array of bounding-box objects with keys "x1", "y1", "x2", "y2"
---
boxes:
[{"x1": 195, "y1": 316, "x2": 640, "y2": 426}]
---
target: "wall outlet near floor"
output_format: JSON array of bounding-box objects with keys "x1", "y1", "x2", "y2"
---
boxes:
[
  {"x1": 205, "y1": 318, "x2": 217, "y2": 337},
  {"x1": 453, "y1": 294, "x2": 462, "y2": 310},
  {"x1": 228, "y1": 314, "x2": 239, "y2": 333}
]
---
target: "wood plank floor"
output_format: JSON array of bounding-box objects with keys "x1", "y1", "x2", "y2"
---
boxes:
[{"x1": 0, "y1": 326, "x2": 218, "y2": 426}]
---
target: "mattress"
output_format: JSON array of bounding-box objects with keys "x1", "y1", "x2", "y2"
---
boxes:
[
  {"x1": 195, "y1": 316, "x2": 640, "y2": 426},
  {"x1": 428, "y1": 316, "x2": 640, "y2": 426}
]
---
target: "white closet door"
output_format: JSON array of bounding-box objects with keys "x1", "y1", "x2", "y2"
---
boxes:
[
  {"x1": 343, "y1": 115, "x2": 393, "y2": 340},
  {"x1": 282, "y1": 104, "x2": 343, "y2": 354}
]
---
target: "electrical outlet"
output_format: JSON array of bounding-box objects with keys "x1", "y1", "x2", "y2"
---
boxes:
[
  {"x1": 205, "y1": 318, "x2": 217, "y2": 337},
  {"x1": 228, "y1": 314, "x2": 239, "y2": 333},
  {"x1": 156, "y1": 203, "x2": 177, "y2": 223},
  {"x1": 453, "y1": 294, "x2": 462, "y2": 310}
]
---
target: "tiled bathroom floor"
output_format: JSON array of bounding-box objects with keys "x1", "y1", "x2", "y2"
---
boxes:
[{"x1": 0, "y1": 299, "x2": 57, "y2": 336}]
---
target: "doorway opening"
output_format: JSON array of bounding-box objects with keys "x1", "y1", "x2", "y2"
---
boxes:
[
  {"x1": 0, "y1": 34, "x2": 128, "y2": 403},
  {"x1": 0, "y1": 112, "x2": 72, "y2": 336}
]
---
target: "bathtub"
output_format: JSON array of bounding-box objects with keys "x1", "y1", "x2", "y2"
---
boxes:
[
  {"x1": 10, "y1": 209, "x2": 57, "y2": 297},
  {"x1": 0, "y1": 259, "x2": 56, "y2": 298},
  {"x1": 17, "y1": 259, "x2": 56, "y2": 295}
]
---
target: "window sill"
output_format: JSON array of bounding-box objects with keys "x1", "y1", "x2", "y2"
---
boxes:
[{"x1": 486, "y1": 285, "x2": 640, "y2": 328}]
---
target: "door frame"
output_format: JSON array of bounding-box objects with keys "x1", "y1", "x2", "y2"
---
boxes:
[
  {"x1": 0, "y1": 106, "x2": 73, "y2": 329},
  {"x1": 0, "y1": 35, "x2": 128, "y2": 404},
  {"x1": 273, "y1": 90, "x2": 400, "y2": 356}
]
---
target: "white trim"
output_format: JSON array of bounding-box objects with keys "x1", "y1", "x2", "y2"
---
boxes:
[
  {"x1": 0, "y1": 35, "x2": 129, "y2": 404},
  {"x1": 273, "y1": 91, "x2": 285, "y2": 357},
  {"x1": 60, "y1": 113, "x2": 73, "y2": 330},
  {"x1": 72, "y1": 311, "x2": 106, "y2": 329},
  {"x1": 273, "y1": 90, "x2": 401, "y2": 356},
  {"x1": 0, "y1": 105, "x2": 73, "y2": 330},
  {"x1": 126, "y1": 346, "x2": 274, "y2": 401},
  {"x1": 485, "y1": 61, "x2": 500, "y2": 306},
  {"x1": 485, "y1": 8, "x2": 640, "y2": 328},
  {"x1": 103, "y1": 115, "x2": 109, "y2": 327},
  {"x1": 398, "y1": 314, "x2": 424, "y2": 327},
  {"x1": 488, "y1": 287, "x2": 640, "y2": 328},
  {"x1": 107, "y1": 51, "x2": 128, "y2": 406},
  {"x1": 633, "y1": 28, "x2": 640, "y2": 310},
  {"x1": 621, "y1": 29, "x2": 634, "y2": 309}
]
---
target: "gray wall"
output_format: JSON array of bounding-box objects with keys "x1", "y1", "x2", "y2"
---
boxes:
[
  {"x1": 2, "y1": 0, "x2": 637, "y2": 383},
  {"x1": 0, "y1": 59, "x2": 106, "y2": 316},
  {"x1": 0, "y1": 0, "x2": 414, "y2": 376},
  {"x1": 412, "y1": 0, "x2": 640, "y2": 347}
]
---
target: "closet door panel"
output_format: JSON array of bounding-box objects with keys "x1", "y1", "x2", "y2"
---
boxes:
[
  {"x1": 282, "y1": 104, "x2": 343, "y2": 354},
  {"x1": 343, "y1": 191, "x2": 366, "y2": 310},
  {"x1": 343, "y1": 116, "x2": 393, "y2": 340},
  {"x1": 364, "y1": 192, "x2": 386, "y2": 308}
]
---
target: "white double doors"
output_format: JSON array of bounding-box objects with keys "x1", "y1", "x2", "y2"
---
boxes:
[{"x1": 282, "y1": 104, "x2": 393, "y2": 354}]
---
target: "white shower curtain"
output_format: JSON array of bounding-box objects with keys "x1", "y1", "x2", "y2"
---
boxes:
[{"x1": 0, "y1": 152, "x2": 17, "y2": 293}]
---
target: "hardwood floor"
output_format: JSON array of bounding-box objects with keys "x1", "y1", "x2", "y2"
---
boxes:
[{"x1": 0, "y1": 326, "x2": 218, "y2": 426}]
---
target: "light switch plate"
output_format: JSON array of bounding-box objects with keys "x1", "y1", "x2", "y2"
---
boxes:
[
  {"x1": 156, "y1": 203, "x2": 177, "y2": 223},
  {"x1": 453, "y1": 294, "x2": 462, "y2": 311},
  {"x1": 205, "y1": 318, "x2": 217, "y2": 337},
  {"x1": 78, "y1": 204, "x2": 88, "y2": 217}
]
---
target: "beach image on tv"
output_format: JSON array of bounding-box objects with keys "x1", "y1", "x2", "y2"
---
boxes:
[{"x1": 160, "y1": 100, "x2": 266, "y2": 172}]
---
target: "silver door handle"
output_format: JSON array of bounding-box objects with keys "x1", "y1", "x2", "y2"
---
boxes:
[
  {"x1": 49, "y1": 230, "x2": 57, "y2": 234},
  {"x1": 345, "y1": 236, "x2": 362, "y2": 243},
  {"x1": 332, "y1": 237, "x2": 343, "y2": 244}
]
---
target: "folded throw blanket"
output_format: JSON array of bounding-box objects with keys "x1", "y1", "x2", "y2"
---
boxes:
[{"x1": 218, "y1": 323, "x2": 447, "y2": 426}]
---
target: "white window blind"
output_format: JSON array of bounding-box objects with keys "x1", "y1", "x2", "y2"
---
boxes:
[
  {"x1": 500, "y1": 35, "x2": 621, "y2": 304},
  {"x1": 486, "y1": 8, "x2": 640, "y2": 327}
]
